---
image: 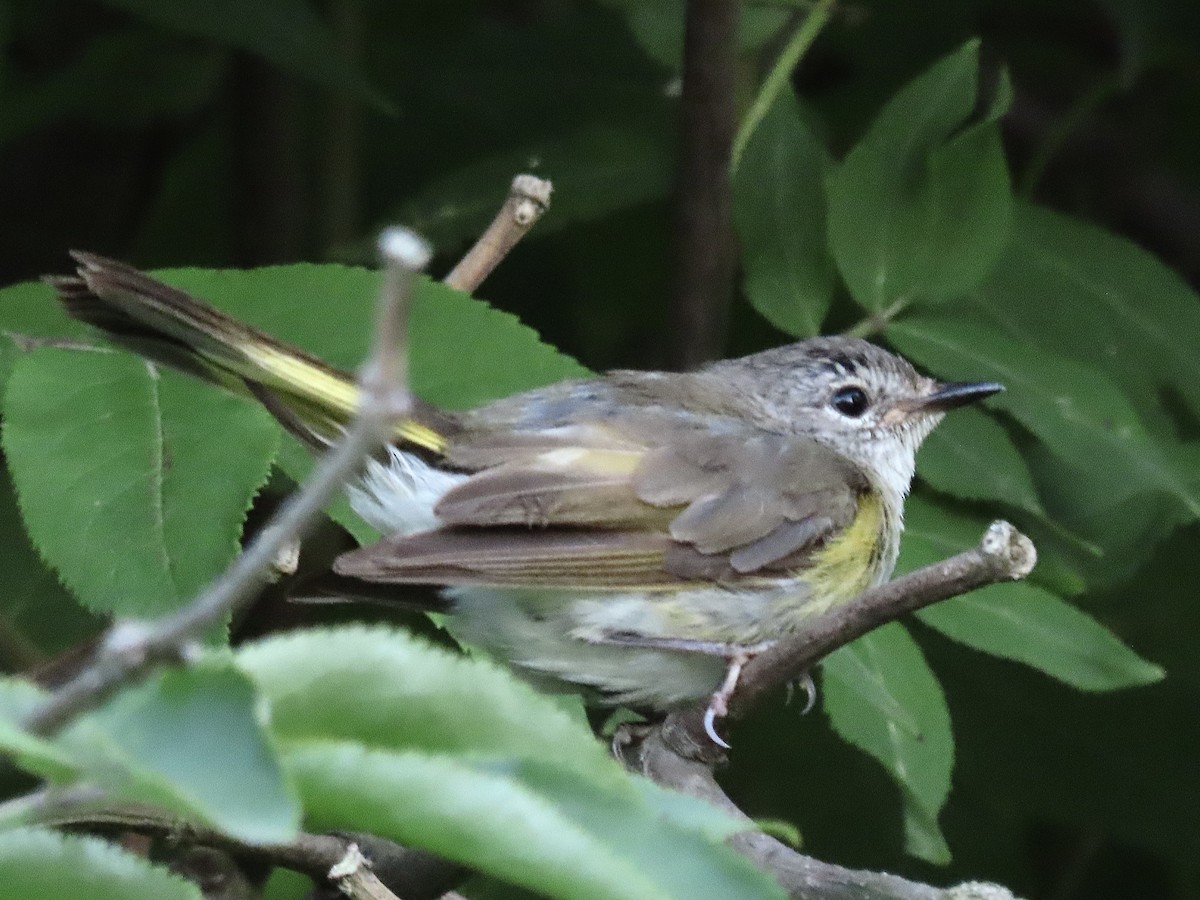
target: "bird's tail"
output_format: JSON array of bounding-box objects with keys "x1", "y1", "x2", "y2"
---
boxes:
[{"x1": 47, "y1": 251, "x2": 452, "y2": 454}]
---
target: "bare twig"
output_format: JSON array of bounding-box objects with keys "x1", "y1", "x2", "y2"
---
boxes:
[
  {"x1": 326, "y1": 844, "x2": 402, "y2": 900},
  {"x1": 21, "y1": 230, "x2": 431, "y2": 737},
  {"x1": 730, "y1": 519, "x2": 1036, "y2": 718},
  {"x1": 626, "y1": 522, "x2": 1035, "y2": 898},
  {"x1": 634, "y1": 733, "x2": 1017, "y2": 900},
  {"x1": 669, "y1": 0, "x2": 740, "y2": 368},
  {"x1": 442, "y1": 175, "x2": 553, "y2": 293}
]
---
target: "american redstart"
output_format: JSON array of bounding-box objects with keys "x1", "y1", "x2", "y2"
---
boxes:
[{"x1": 49, "y1": 252, "x2": 1001, "y2": 743}]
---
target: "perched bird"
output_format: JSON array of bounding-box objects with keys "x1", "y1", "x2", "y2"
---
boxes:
[{"x1": 49, "y1": 252, "x2": 1001, "y2": 743}]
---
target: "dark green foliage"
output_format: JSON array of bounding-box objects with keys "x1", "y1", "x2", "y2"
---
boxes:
[{"x1": 0, "y1": 2, "x2": 1196, "y2": 897}]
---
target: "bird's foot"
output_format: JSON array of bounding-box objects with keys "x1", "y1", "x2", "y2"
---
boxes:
[
  {"x1": 702, "y1": 641, "x2": 775, "y2": 750},
  {"x1": 784, "y1": 671, "x2": 818, "y2": 715}
]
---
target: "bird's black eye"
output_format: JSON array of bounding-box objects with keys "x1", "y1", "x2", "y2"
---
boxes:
[{"x1": 831, "y1": 386, "x2": 870, "y2": 417}]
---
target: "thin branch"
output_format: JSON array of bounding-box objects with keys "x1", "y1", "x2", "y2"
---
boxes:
[
  {"x1": 628, "y1": 522, "x2": 1035, "y2": 898},
  {"x1": 21, "y1": 230, "x2": 431, "y2": 737},
  {"x1": 731, "y1": 519, "x2": 1036, "y2": 717},
  {"x1": 18, "y1": 797, "x2": 463, "y2": 900},
  {"x1": 442, "y1": 175, "x2": 553, "y2": 293},
  {"x1": 730, "y1": 0, "x2": 836, "y2": 172},
  {"x1": 669, "y1": 0, "x2": 741, "y2": 368},
  {"x1": 634, "y1": 733, "x2": 1017, "y2": 900},
  {"x1": 326, "y1": 844, "x2": 403, "y2": 900}
]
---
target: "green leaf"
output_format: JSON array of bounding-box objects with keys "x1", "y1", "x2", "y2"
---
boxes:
[
  {"x1": 485, "y1": 759, "x2": 780, "y2": 899},
  {"x1": 158, "y1": 266, "x2": 589, "y2": 411},
  {"x1": 900, "y1": 499, "x2": 1164, "y2": 691},
  {"x1": 235, "y1": 625, "x2": 611, "y2": 774},
  {"x1": 826, "y1": 40, "x2": 1013, "y2": 311},
  {"x1": 287, "y1": 742, "x2": 779, "y2": 900},
  {"x1": 823, "y1": 624, "x2": 953, "y2": 863},
  {"x1": 888, "y1": 318, "x2": 1200, "y2": 519},
  {"x1": 61, "y1": 662, "x2": 300, "y2": 844},
  {"x1": 0, "y1": 461, "x2": 101, "y2": 661},
  {"x1": 594, "y1": 0, "x2": 791, "y2": 69},
  {"x1": 3, "y1": 349, "x2": 279, "y2": 618},
  {"x1": 0, "y1": 280, "x2": 88, "y2": 389},
  {"x1": 0, "y1": 828, "x2": 202, "y2": 900},
  {"x1": 733, "y1": 87, "x2": 835, "y2": 337},
  {"x1": 918, "y1": 406, "x2": 1043, "y2": 513},
  {"x1": 971, "y1": 203, "x2": 1200, "y2": 423},
  {"x1": 98, "y1": 0, "x2": 389, "y2": 111}
]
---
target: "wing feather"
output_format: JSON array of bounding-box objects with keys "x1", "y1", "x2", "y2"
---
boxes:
[{"x1": 340, "y1": 394, "x2": 870, "y2": 587}]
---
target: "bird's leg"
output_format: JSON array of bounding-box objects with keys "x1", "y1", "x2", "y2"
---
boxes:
[{"x1": 586, "y1": 631, "x2": 776, "y2": 749}]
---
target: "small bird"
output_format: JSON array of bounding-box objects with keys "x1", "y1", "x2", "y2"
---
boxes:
[{"x1": 49, "y1": 252, "x2": 1001, "y2": 744}]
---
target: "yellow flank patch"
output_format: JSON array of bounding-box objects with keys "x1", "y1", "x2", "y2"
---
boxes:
[
  {"x1": 238, "y1": 342, "x2": 448, "y2": 454},
  {"x1": 802, "y1": 491, "x2": 884, "y2": 608}
]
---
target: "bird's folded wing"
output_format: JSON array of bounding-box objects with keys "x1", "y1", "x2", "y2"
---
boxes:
[{"x1": 335, "y1": 424, "x2": 868, "y2": 589}]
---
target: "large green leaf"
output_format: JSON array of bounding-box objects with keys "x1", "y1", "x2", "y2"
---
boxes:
[
  {"x1": 235, "y1": 625, "x2": 610, "y2": 774},
  {"x1": 156, "y1": 266, "x2": 589, "y2": 411},
  {"x1": 98, "y1": 0, "x2": 388, "y2": 110},
  {"x1": 888, "y1": 318, "x2": 1200, "y2": 519},
  {"x1": 0, "y1": 463, "x2": 101, "y2": 661},
  {"x1": 826, "y1": 40, "x2": 1013, "y2": 312},
  {"x1": 733, "y1": 87, "x2": 834, "y2": 337},
  {"x1": 287, "y1": 741, "x2": 779, "y2": 900},
  {"x1": 900, "y1": 498, "x2": 1164, "y2": 691},
  {"x1": 3, "y1": 349, "x2": 279, "y2": 618},
  {"x1": 917, "y1": 406, "x2": 1043, "y2": 515},
  {"x1": 971, "y1": 203, "x2": 1200, "y2": 423},
  {"x1": 823, "y1": 624, "x2": 953, "y2": 863},
  {"x1": 60, "y1": 662, "x2": 300, "y2": 844},
  {"x1": 0, "y1": 829, "x2": 201, "y2": 900}
]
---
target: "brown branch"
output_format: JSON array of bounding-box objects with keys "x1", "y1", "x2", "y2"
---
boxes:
[
  {"x1": 442, "y1": 175, "x2": 553, "y2": 293},
  {"x1": 669, "y1": 0, "x2": 741, "y2": 368},
  {"x1": 626, "y1": 522, "x2": 1035, "y2": 898},
  {"x1": 21, "y1": 230, "x2": 431, "y2": 737}
]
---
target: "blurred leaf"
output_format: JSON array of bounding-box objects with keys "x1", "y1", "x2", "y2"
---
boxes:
[
  {"x1": 823, "y1": 624, "x2": 953, "y2": 863},
  {"x1": 287, "y1": 741, "x2": 780, "y2": 900},
  {"x1": 0, "y1": 679, "x2": 77, "y2": 783},
  {"x1": 971, "y1": 204, "x2": 1200, "y2": 424},
  {"x1": 62, "y1": 662, "x2": 300, "y2": 844},
  {"x1": 485, "y1": 759, "x2": 779, "y2": 899},
  {"x1": 827, "y1": 40, "x2": 1013, "y2": 311},
  {"x1": 0, "y1": 828, "x2": 202, "y2": 900},
  {"x1": 2, "y1": 349, "x2": 279, "y2": 617},
  {"x1": 389, "y1": 121, "x2": 675, "y2": 253},
  {"x1": 99, "y1": 0, "x2": 389, "y2": 110},
  {"x1": 733, "y1": 87, "x2": 834, "y2": 337},
  {"x1": 235, "y1": 625, "x2": 611, "y2": 773},
  {"x1": 901, "y1": 499, "x2": 1164, "y2": 691},
  {"x1": 595, "y1": 0, "x2": 790, "y2": 69},
  {"x1": 888, "y1": 319, "x2": 1200, "y2": 519},
  {"x1": 0, "y1": 29, "x2": 224, "y2": 145}
]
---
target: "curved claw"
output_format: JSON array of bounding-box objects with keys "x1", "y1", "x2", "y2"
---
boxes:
[
  {"x1": 798, "y1": 672, "x2": 817, "y2": 716},
  {"x1": 703, "y1": 705, "x2": 731, "y2": 750}
]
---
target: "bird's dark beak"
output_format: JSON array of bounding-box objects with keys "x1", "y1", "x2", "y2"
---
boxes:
[{"x1": 920, "y1": 381, "x2": 1005, "y2": 412}]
